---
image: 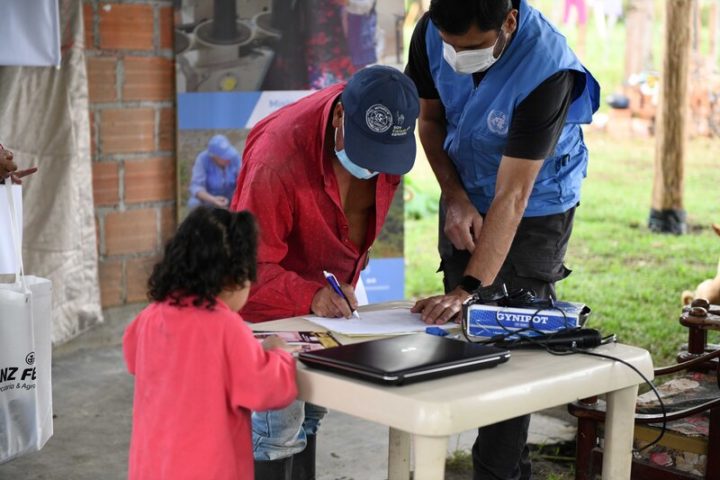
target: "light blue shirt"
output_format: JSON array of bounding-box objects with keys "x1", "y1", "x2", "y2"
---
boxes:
[{"x1": 188, "y1": 150, "x2": 241, "y2": 208}]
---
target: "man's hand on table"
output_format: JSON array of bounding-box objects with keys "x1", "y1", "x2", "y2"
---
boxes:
[{"x1": 411, "y1": 287, "x2": 471, "y2": 325}]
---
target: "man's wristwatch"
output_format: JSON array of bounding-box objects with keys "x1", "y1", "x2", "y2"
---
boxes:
[{"x1": 458, "y1": 275, "x2": 482, "y2": 294}]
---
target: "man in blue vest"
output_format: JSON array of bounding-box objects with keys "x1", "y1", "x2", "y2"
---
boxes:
[{"x1": 405, "y1": 0, "x2": 599, "y2": 478}]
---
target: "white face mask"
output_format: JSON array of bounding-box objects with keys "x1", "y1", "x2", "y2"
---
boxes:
[
  {"x1": 442, "y1": 36, "x2": 503, "y2": 74},
  {"x1": 334, "y1": 120, "x2": 379, "y2": 180}
]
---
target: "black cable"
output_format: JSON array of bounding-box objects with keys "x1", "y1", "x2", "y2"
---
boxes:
[
  {"x1": 461, "y1": 291, "x2": 667, "y2": 452},
  {"x1": 461, "y1": 301, "x2": 573, "y2": 345},
  {"x1": 505, "y1": 305, "x2": 572, "y2": 345},
  {"x1": 484, "y1": 304, "x2": 575, "y2": 347},
  {"x1": 502, "y1": 335, "x2": 668, "y2": 453},
  {"x1": 496, "y1": 330, "x2": 668, "y2": 452},
  {"x1": 568, "y1": 348, "x2": 667, "y2": 453},
  {"x1": 499, "y1": 334, "x2": 668, "y2": 452}
]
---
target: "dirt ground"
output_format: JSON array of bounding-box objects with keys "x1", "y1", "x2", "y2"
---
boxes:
[{"x1": 444, "y1": 443, "x2": 576, "y2": 480}]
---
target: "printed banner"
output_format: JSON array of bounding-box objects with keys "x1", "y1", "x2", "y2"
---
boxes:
[{"x1": 175, "y1": 0, "x2": 408, "y2": 302}]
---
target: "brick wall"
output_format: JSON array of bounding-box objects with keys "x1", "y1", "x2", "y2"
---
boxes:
[{"x1": 84, "y1": 1, "x2": 177, "y2": 308}]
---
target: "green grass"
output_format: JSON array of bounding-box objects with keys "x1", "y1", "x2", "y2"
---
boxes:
[
  {"x1": 405, "y1": 132, "x2": 720, "y2": 366},
  {"x1": 555, "y1": 133, "x2": 720, "y2": 365},
  {"x1": 444, "y1": 446, "x2": 575, "y2": 478},
  {"x1": 445, "y1": 449, "x2": 473, "y2": 473}
]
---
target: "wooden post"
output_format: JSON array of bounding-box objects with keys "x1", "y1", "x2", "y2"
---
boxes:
[
  {"x1": 692, "y1": 0, "x2": 701, "y2": 53},
  {"x1": 624, "y1": 0, "x2": 655, "y2": 82},
  {"x1": 649, "y1": 0, "x2": 694, "y2": 234},
  {"x1": 711, "y1": 0, "x2": 719, "y2": 61}
]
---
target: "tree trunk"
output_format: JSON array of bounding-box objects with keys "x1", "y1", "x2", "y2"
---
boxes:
[
  {"x1": 711, "y1": 0, "x2": 719, "y2": 61},
  {"x1": 649, "y1": 0, "x2": 694, "y2": 234},
  {"x1": 624, "y1": 0, "x2": 655, "y2": 82},
  {"x1": 692, "y1": 0, "x2": 701, "y2": 53}
]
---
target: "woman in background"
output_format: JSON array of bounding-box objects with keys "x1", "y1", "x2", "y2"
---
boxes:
[{"x1": 188, "y1": 134, "x2": 241, "y2": 209}]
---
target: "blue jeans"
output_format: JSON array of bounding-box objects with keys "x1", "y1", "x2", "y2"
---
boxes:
[{"x1": 252, "y1": 401, "x2": 328, "y2": 461}]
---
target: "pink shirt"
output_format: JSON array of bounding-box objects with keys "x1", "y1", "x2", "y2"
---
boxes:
[
  {"x1": 123, "y1": 299, "x2": 297, "y2": 480},
  {"x1": 230, "y1": 84, "x2": 400, "y2": 322}
]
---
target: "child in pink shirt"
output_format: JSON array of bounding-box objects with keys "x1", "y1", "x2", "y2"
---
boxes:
[{"x1": 123, "y1": 207, "x2": 298, "y2": 480}]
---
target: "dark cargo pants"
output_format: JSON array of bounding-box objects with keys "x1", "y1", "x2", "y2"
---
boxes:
[{"x1": 439, "y1": 206, "x2": 576, "y2": 480}]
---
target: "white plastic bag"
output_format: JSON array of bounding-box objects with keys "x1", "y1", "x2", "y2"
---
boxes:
[
  {"x1": 0, "y1": 183, "x2": 22, "y2": 274},
  {"x1": 0, "y1": 0, "x2": 61, "y2": 67},
  {"x1": 0, "y1": 180, "x2": 53, "y2": 464}
]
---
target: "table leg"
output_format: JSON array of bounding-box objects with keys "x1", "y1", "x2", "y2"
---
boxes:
[
  {"x1": 602, "y1": 385, "x2": 639, "y2": 480},
  {"x1": 412, "y1": 435, "x2": 449, "y2": 480},
  {"x1": 388, "y1": 427, "x2": 411, "y2": 480}
]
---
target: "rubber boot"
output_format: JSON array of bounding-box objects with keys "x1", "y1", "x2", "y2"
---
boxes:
[
  {"x1": 254, "y1": 456, "x2": 293, "y2": 480},
  {"x1": 291, "y1": 434, "x2": 316, "y2": 480}
]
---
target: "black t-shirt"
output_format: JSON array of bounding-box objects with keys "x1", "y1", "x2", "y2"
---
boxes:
[{"x1": 404, "y1": 12, "x2": 576, "y2": 160}]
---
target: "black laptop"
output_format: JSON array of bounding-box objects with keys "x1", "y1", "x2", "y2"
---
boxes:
[{"x1": 298, "y1": 333, "x2": 510, "y2": 386}]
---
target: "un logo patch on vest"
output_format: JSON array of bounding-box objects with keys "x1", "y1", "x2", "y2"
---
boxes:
[
  {"x1": 487, "y1": 110, "x2": 509, "y2": 136},
  {"x1": 366, "y1": 104, "x2": 393, "y2": 133}
]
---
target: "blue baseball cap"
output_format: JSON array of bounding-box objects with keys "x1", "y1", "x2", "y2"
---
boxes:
[
  {"x1": 341, "y1": 66, "x2": 420, "y2": 175},
  {"x1": 207, "y1": 134, "x2": 238, "y2": 160}
]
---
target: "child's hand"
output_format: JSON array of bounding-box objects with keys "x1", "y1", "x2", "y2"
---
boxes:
[{"x1": 262, "y1": 335, "x2": 301, "y2": 354}]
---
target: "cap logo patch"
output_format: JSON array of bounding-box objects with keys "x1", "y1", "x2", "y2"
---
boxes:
[{"x1": 366, "y1": 104, "x2": 393, "y2": 133}]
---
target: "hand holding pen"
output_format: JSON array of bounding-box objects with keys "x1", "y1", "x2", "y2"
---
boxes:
[{"x1": 309, "y1": 270, "x2": 360, "y2": 319}]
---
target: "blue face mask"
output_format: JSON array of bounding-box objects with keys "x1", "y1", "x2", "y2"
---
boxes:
[{"x1": 334, "y1": 120, "x2": 379, "y2": 180}]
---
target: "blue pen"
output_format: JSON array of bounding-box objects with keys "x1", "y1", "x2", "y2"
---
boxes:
[{"x1": 322, "y1": 270, "x2": 360, "y2": 318}]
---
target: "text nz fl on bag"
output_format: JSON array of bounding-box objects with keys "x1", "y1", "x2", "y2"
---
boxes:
[{"x1": 0, "y1": 180, "x2": 53, "y2": 464}]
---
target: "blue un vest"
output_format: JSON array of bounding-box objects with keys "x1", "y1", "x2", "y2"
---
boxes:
[{"x1": 426, "y1": 0, "x2": 600, "y2": 216}]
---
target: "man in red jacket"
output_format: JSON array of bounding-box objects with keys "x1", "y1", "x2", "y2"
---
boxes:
[{"x1": 230, "y1": 65, "x2": 419, "y2": 479}]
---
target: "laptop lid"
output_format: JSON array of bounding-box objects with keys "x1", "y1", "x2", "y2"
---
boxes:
[{"x1": 298, "y1": 333, "x2": 510, "y2": 385}]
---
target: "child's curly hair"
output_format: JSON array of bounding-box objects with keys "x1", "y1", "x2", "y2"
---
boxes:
[{"x1": 148, "y1": 207, "x2": 258, "y2": 309}]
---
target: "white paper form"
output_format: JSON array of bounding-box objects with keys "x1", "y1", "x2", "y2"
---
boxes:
[{"x1": 304, "y1": 307, "x2": 457, "y2": 336}]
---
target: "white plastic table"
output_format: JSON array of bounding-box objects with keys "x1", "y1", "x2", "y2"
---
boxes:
[{"x1": 253, "y1": 305, "x2": 653, "y2": 480}]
